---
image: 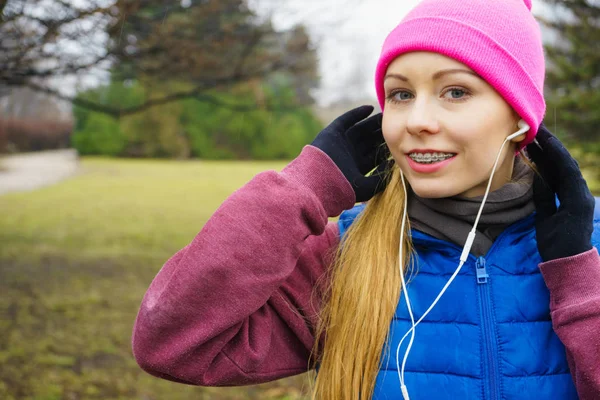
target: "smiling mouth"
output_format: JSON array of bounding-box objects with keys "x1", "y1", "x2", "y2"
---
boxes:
[{"x1": 407, "y1": 153, "x2": 457, "y2": 164}]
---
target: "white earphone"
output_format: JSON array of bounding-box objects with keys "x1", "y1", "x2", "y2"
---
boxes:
[
  {"x1": 507, "y1": 119, "x2": 530, "y2": 142},
  {"x1": 396, "y1": 119, "x2": 530, "y2": 400}
]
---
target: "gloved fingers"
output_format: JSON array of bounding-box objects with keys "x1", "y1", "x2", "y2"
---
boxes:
[
  {"x1": 525, "y1": 126, "x2": 545, "y2": 165},
  {"x1": 374, "y1": 144, "x2": 393, "y2": 169},
  {"x1": 344, "y1": 113, "x2": 388, "y2": 174},
  {"x1": 526, "y1": 127, "x2": 557, "y2": 218},
  {"x1": 527, "y1": 125, "x2": 594, "y2": 214},
  {"x1": 369, "y1": 156, "x2": 395, "y2": 179},
  {"x1": 525, "y1": 126, "x2": 559, "y2": 183},
  {"x1": 525, "y1": 136, "x2": 545, "y2": 169},
  {"x1": 527, "y1": 127, "x2": 574, "y2": 187},
  {"x1": 527, "y1": 125, "x2": 595, "y2": 261},
  {"x1": 355, "y1": 159, "x2": 393, "y2": 202},
  {"x1": 347, "y1": 111, "x2": 382, "y2": 131},
  {"x1": 525, "y1": 139, "x2": 553, "y2": 190},
  {"x1": 533, "y1": 126, "x2": 584, "y2": 186},
  {"x1": 354, "y1": 141, "x2": 390, "y2": 176},
  {"x1": 532, "y1": 170, "x2": 557, "y2": 219},
  {"x1": 345, "y1": 113, "x2": 385, "y2": 151},
  {"x1": 331, "y1": 105, "x2": 375, "y2": 133}
]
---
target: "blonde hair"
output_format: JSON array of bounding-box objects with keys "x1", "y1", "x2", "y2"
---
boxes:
[
  {"x1": 307, "y1": 157, "x2": 414, "y2": 400},
  {"x1": 308, "y1": 148, "x2": 537, "y2": 400}
]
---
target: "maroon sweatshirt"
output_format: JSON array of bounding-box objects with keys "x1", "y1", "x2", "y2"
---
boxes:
[{"x1": 132, "y1": 145, "x2": 600, "y2": 398}]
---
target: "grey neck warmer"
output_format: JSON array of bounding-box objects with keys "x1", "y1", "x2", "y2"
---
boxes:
[{"x1": 407, "y1": 156, "x2": 535, "y2": 256}]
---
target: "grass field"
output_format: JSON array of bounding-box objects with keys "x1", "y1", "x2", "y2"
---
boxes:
[
  {"x1": 0, "y1": 157, "x2": 314, "y2": 400},
  {"x1": 0, "y1": 154, "x2": 598, "y2": 400}
]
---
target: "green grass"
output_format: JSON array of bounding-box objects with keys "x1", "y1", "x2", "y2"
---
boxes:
[
  {"x1": 0, "y1": 157, "x2": 314, "y2": 400},
  {"x1": 0, "y1": 154, "x2": 598, "y2": 400}
]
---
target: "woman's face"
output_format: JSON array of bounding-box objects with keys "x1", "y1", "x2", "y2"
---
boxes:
[{"x1": 382, "y1": 51, "x2": 525, "y2": 199}]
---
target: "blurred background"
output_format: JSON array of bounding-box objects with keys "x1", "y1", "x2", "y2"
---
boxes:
[{"x1": 0, "y1": 0, "x2": 598, "y2": 399}]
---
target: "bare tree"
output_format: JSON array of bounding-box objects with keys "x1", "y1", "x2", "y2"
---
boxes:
[{"x1": 0, "y1": 0, "x2": 319, "y2": 117}]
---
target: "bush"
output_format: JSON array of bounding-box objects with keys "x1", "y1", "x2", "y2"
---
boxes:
[
  {"x1": 180, "y1": 84, "x2": 323, "y2": 160},
  {"x1": 0, "y1": 118, "x2": 73, "y2": 153},
  {"x1": 72, "y1": 78, "x2": 323, "y2": 160},
  {"x1": 71, "y1": 113, "x2": 125, "y2": 156}
]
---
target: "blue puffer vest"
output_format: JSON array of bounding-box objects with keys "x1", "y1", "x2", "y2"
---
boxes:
[{"x1": 337, "y1": 197, "x2": 600, "y2": 400}]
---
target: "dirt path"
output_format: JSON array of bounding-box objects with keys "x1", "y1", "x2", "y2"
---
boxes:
[{"x1": 0, "y1": 149, "x2": 80, "y2": 196}]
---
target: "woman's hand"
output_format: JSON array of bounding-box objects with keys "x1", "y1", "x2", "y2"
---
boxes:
[
  {"x1": 310, "y1": 105, "x2": 391, "y2": 203},
  {"x1": 526, "y1": 124, "x2": 595, "y2": 262}
]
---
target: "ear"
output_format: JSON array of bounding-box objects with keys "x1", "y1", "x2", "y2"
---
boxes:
[
  {"x1": 510, "y1": 111, "x2": 527, "y2": 143},
  {"x1": 511, "y1": 129, "x2": 527, "y2": 143}
]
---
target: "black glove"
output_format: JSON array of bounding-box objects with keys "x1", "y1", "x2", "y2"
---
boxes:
[
  {"x1": 310, "y1": 105, "x2": 391, "y2": 203},
  {"x1": 526, "y1": 124, "x2": 595, "y2": 262}
]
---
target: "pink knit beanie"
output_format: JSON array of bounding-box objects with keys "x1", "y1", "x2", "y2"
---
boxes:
[{"x1": 374, "y1": 0, "x2": 546, "y2": 149}]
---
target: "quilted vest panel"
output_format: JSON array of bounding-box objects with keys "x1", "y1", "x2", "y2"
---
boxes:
[{"x1": 337, "y1": 198, "x2": 600, "y2": 399}]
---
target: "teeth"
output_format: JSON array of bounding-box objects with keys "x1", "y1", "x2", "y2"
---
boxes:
[{"x1": 408, "y1": 152, "x2": 456, "y2": 164}]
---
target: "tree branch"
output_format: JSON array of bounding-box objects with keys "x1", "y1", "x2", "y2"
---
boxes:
[{"x1": 20, "y1": 63, "x2": 299, "y2": 118}]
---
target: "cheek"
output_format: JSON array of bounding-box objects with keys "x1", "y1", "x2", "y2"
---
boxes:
[
  {"x1": 464, "y1": 99, "x2": 515, "y2": 142},
  {"x1": 464, "y1": 122, "x2": 508, "y2": 151},
  {"x1": 450, "y1": 116, "x2": 497, "y2": 149},
  {"x1": 381, "y1": 114, "x2": 405, "y2": 145}
]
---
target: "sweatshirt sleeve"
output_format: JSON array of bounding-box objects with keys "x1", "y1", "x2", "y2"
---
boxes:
[
  {"x1": 131, "y1": 145, "x2": 356, "y2": 386},
  {"x1": 539, "y1": 247, "x2": 600, "y2": 400}
]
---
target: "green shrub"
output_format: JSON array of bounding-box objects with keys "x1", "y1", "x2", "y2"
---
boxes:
[
  {"x1": 73, "y1": 78, "x2": 323, "y2": 160},
  {"x1": 72, "y1": 113, "x2": 125, "y2": 156}
]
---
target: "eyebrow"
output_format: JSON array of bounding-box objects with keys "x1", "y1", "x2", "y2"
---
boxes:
[{"x1": 384, "y1": 69, "x2": 481, "y2": 82}]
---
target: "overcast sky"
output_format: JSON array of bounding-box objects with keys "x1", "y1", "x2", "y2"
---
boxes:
[{"x1": 252, "y1": 0, "x2": 546, "y2": 106}]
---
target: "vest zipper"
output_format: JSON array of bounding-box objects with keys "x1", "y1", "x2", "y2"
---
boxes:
[{"x1": 476, "y1": 256, "x2": 500, "y2": 400}]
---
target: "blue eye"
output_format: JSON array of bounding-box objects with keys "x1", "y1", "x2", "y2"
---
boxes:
[
  {"x1": 386, "y1": 90, "x2": 413, "y2": 103},
  {"x1": 444, "y1": 88, "x2": 468, "y2": 100},
  {"x1": 397, "y1": 91, "x2": 413, "y2": 100},
  {"x1": 385, "y1": 87, "x2": 471, "y2": 104}
]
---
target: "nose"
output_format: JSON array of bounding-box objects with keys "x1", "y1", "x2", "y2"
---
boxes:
[{"x1": 406, "y1": 98, "x2": 440, "y2": 136}]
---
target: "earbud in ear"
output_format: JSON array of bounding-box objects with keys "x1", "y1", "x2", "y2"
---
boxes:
[
  {"x1": 506, "y1": 119, "x2": 530, "y2": 142},
  {"x1": 517, "y1": 119, "x2": 530, "y2": 131}
]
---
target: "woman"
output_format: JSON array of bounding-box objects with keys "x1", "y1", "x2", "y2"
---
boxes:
[{"x1": 132, "y1": 0, "x2": 600, "y2": 398}]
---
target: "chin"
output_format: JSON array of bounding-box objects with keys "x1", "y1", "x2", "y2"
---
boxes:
[{"x1": 407, "y1": 182, "x2": 463, "y2": 199}]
